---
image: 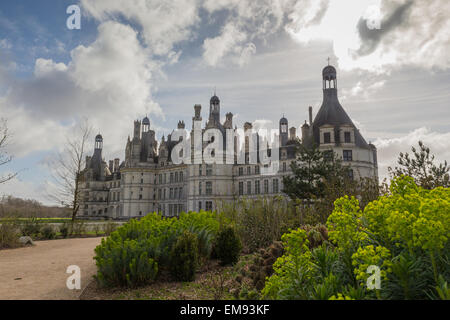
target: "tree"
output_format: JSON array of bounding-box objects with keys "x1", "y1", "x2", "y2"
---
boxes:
[
  {"x1": 0, "y1": 118, "x2": 17, "y2": 184},
  {"x1": 388, "y1": 141, "x2": 449, "y2": 189},
  {"x1": 47, "y1": 119, "x2": 92, "y2": 221},
  {"x1": 282, "y1": 140, "x2": 351, "y2": 202}
]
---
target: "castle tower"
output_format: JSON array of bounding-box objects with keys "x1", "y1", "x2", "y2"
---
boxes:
[{"x1": 279, "y1": 116, "x2": 288, "y2": 146}]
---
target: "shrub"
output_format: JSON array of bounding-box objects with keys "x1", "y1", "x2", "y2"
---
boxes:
[
  {"x1": 94, "y1": 211, "x2": 221, "y2": 287},
  {"x1": 94, "y1": 238, "x2": 158, "y2": 287},
  {"x1": 215, "y1": 227, "x2": 242, "y2": 265},
  {"x1": 217, "y1": 197, "x2": 302, "y2": 253},
  {"x1": 104, "y1": 221, "x2": 118, "y2": 236},
  {"x1": 59, "y1": 223, "x2": 69, "y2": 238},
  {"x1": 0, "y1": 222, "x2": 21, "y2": 249},
  {"x1": 20, "y1": 217, "x2": 41, "y2": 237},
  {"x1": 71, "y1": 220, "x2": 86, "y2": 236},
  {"x1": 263, "y1": 176, "x2": 450, "y2": 300},
  {"x1": 41, "y1": 225, "x2": 56, "y2": 240},
  {"x1": 170, "y1": 231, "x2": 198, "y2": 282}
]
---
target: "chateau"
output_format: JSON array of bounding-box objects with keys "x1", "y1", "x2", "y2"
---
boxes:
[{"x1": 79, "y1": 65, "x2": 378, "y2": 220}]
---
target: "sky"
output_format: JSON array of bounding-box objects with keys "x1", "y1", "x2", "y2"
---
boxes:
[{"x1": 0, "y1": 0, "x2": 449, "y2": 204}]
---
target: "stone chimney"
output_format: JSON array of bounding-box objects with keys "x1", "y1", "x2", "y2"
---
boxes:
[
  {"x1": 108, "y1": 160, "x2": 114, "y2": 173},
  {"x1": 289, "y1": 127, "x2": 296, "y2": 140},
  {"x1": 177, "y1": 120, "x2": 185, "y2": 129},
  {"x1": 309, "y1": 106, "x2": 313, "y2": 126},
  {"x1": 114, "y1": 158, "x2": 120, "y2": 173}
]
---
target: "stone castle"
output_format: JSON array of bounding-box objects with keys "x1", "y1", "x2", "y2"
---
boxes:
[{"x1": 79, "y1": 64, "x2": 378, "y2": 219}]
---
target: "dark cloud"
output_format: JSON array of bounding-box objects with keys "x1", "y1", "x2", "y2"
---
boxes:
[{"x1": 356, "y1": 0, "x2": 414, "y2": 56}]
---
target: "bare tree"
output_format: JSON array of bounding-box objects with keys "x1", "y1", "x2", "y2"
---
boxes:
[
  {"x1": 0, "y1": 118, "x2": 17, "y2": 184},
  {"x1": 47, "y1": 118, "x2": 92, "y2": 221}
]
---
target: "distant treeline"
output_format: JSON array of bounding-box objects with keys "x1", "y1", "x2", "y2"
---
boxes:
[{"x1": 0, "y1": 196, "x2": 70, "y2": 218}]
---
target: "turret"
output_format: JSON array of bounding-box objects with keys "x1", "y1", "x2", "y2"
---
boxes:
[{"x1": 279, "y1": 116, "x2": 288, "y2": 146}]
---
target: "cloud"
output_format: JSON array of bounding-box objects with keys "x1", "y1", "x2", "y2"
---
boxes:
[
  {"x1": 0, "y1": 21, "x2": 162, "y2": 158},
  {"x1": 80, "y1": 0, "x2": 200, "y2": 56},
  {"x1": 286, "y1": 0, "x2": 450, "y2": 73},
  {"x1": 374, "y1": 127, "x2": 450, "y2": 181}
]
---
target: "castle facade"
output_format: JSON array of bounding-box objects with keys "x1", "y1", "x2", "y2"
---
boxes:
[{"x1": 79, "y1": 65, "x2": 378, "y2": 219}]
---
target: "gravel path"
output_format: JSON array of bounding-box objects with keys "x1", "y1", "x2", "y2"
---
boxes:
[{"x1": 0, "y1": 237, "x2": 102, "y2": 300}]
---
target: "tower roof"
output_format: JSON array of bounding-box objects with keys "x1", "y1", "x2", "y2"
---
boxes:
[
  {"x1": 313, "y1": 65, "x2": 369, "y2": 149},
  {"x1": 210, "y1": 95, "x2": 220, "y2": 104},
  {"x1": 95, "y1": 134, "x2": 103, "y2": 140},
  {"x1": 142, "y1": 116, "x2": 150, "y2": 125}
]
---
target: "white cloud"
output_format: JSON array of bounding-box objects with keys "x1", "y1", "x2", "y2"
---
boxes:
[
  {"x1": 286, "y1": 0, "x2": 450, "y2": 73},
  {"x1": 0, "y1": 21, "x2": 162, "y2": 158},
  {"x1": 80, "y1": 0, "x2": 200, "y2": 56},
  {"x1": 374, "y1": 127, "x2": 450, "y2": 181}
]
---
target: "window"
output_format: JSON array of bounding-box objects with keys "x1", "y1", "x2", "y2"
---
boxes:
[
  {"x1": 264, "y1": 179, "x2": 269, "y2": 194},
  {"x1": 206, "y1": 165, "x2": 213, "y2": 176},
  {"x1": 199, "y1": 182, "x2": 202, "y2": 195},
  {"x1": 255, "y1": 166, "x2": 260, "y2": 175},
  {"x1": 205, "y1": 201, "x2": 213, "y2": 211},
  {"x1": 247, "y1": 166, "x2": 251, "y2": 175},
  {"x1": 323, "y1": 150, "x2": 333, "y2": 162},
  {"x1": 324, "y1": 132, "x2": 331, "y2": 144},
  {"x1": 344, "y1": 132, "x2": 351, "y2": 143},
  {"x1": 247, "y1": 181, "x2": 252, "y2": 195},
  {"x1": 348, "y1": 169, "x2": 354, "y2": 180},
  {"x1": 180, "y1": 172, "x2": 183, "y2": 181},
  {"x1": 283, "y1": 162, "x2": 287, "y2": 172},
  {"x1": 170, "y1": 173, "x2": 173, "y2": 183},
  {"x1": 139, "y1": 194, "x2": 142, "y2": 200},
  {"x1": 239, "y1": 182, "x2": 244, "y2": 196},
  {"x1": 343, "y1": 150, "x2": 353, "y2": 161},
  {"x1": 159, "y1": 174, "x2": 162, "y2": 184},
  {"x1": 198, "y1": 201, "x2": 202, "y2": 211},
  {"x1": 273, "y1": 179, "x2": 279, "y2": 193},
  {"x1": 199, "y1": 165, "x2": 203, "y2": 176},
  {"x1": 170, "y1": 188, "x2": 173, "y2": 199},
  {"x1": 206, "y1": 182, "x2": 212, "y2": 196},
  {"x1": 239, "y1": 167, "x2": 243, "y2": 176},
  {"x1": 255, "y1": 180, "x2": 260, "y2": 194},
  {"x1": 175, "y1": 172, "x2": 178, "y2": 182}
]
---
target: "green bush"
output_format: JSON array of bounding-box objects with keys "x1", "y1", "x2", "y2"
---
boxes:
[
  {"x1": 95, "y1": 238, "x2": 158, "y2": 287},
  {"x1": 215, "y1": 227, "x2": 242, "y2": 265},
  {"x1": 94, "y1": 211, "x2": 220, "y2": 287},
  {"x1": 262, "y1": 176, "x2": 450, "y2": 300},
  {"x1": 20, "y1": 217, "x2": 41, "y2": 237},
  {"x1": 59, "y1": 223, "x2": 69, "y2": 238},
  {"x1": 41, "y1": 225, "x2": 56, "y2": 240},
  {"x1": 170, "y1": 231, "x2": 198, "y2": 282}
]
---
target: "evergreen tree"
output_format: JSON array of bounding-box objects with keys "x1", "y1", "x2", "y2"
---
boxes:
[{"x1": 388, "y1": 141, "x2": 449, "y2": 189}]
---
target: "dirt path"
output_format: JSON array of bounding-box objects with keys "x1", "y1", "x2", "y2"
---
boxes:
[{"x1": 0, "y1": 237, "x2": 102, "y2": 300}]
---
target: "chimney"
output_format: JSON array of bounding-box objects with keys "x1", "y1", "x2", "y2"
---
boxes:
[
  {"x1": 177, "y1": 120, "x2": 185, "y2": 129},
  {"x1": 309, "y1": 106, "x2": 313, "y2": 126},
  {"x1": 114, "y1": 158, "x2": 120, "y2": 173},
  {"x1": 289, "y1": 127, "x2": 296, "y2": 140},
  {"x1": 108, "y1": 160, "x2": 114, "y2": 173},
  {"x1": 194, "y1": 104, "x2": 202, "y2": 119}
]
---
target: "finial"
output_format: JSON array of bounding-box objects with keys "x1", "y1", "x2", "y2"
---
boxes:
[{"x1": 327, "y1": 57, "x2": 330, "y2": 66}]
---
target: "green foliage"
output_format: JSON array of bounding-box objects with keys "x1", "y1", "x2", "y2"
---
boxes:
[
  {"x1": 215, "y1": 227, "x2": 242, "y2": 265},
  {"x1": 20, "y1": 217, "x2": 41, "y2": 237},
  {"x1": 41, "y1": 225, "x2": 56, "y2": 240},
  {"x1": 94, "y1": 238, "x2": 158, "y2": 287},
  {"x1": 388, "y1": 141, "x2": 449, "y2": 189},
  {"x1": 263, "y1": 176, "x2": 450, "y2": 300},
  {"x1": 94, "y1": 211, "x2": 219, "y2": 287},
  {"x1": 59, "y1": 223, "x2": 69, "y2": 238},
  {"x1": 170, "y1": 231, "x2": 198, "y2": 282}
]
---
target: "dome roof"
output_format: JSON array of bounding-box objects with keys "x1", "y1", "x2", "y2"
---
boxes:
[
  {"x1": 95, "y1": 134, "x2": 103, "y2": 140},
  {"x1": 322, "y1": 65, "x2": 337, "y2": 80},
  {"x1": 280, "y1": 116, "x2": 288, "y2": 123},
  {"x1": 142, "y1": 116, "x2": 150, "y2": 125},
  {"x1": 210, "y1": 95, "x2": 220, "y2": 104}
]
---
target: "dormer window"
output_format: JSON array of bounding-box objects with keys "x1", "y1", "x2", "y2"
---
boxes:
[
  {"x1": 324, "y1": 132, "x2": 331, "y2": 144},
  {"x1": 344, "y1": 132, "x2": 351, "y2": 143}
]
